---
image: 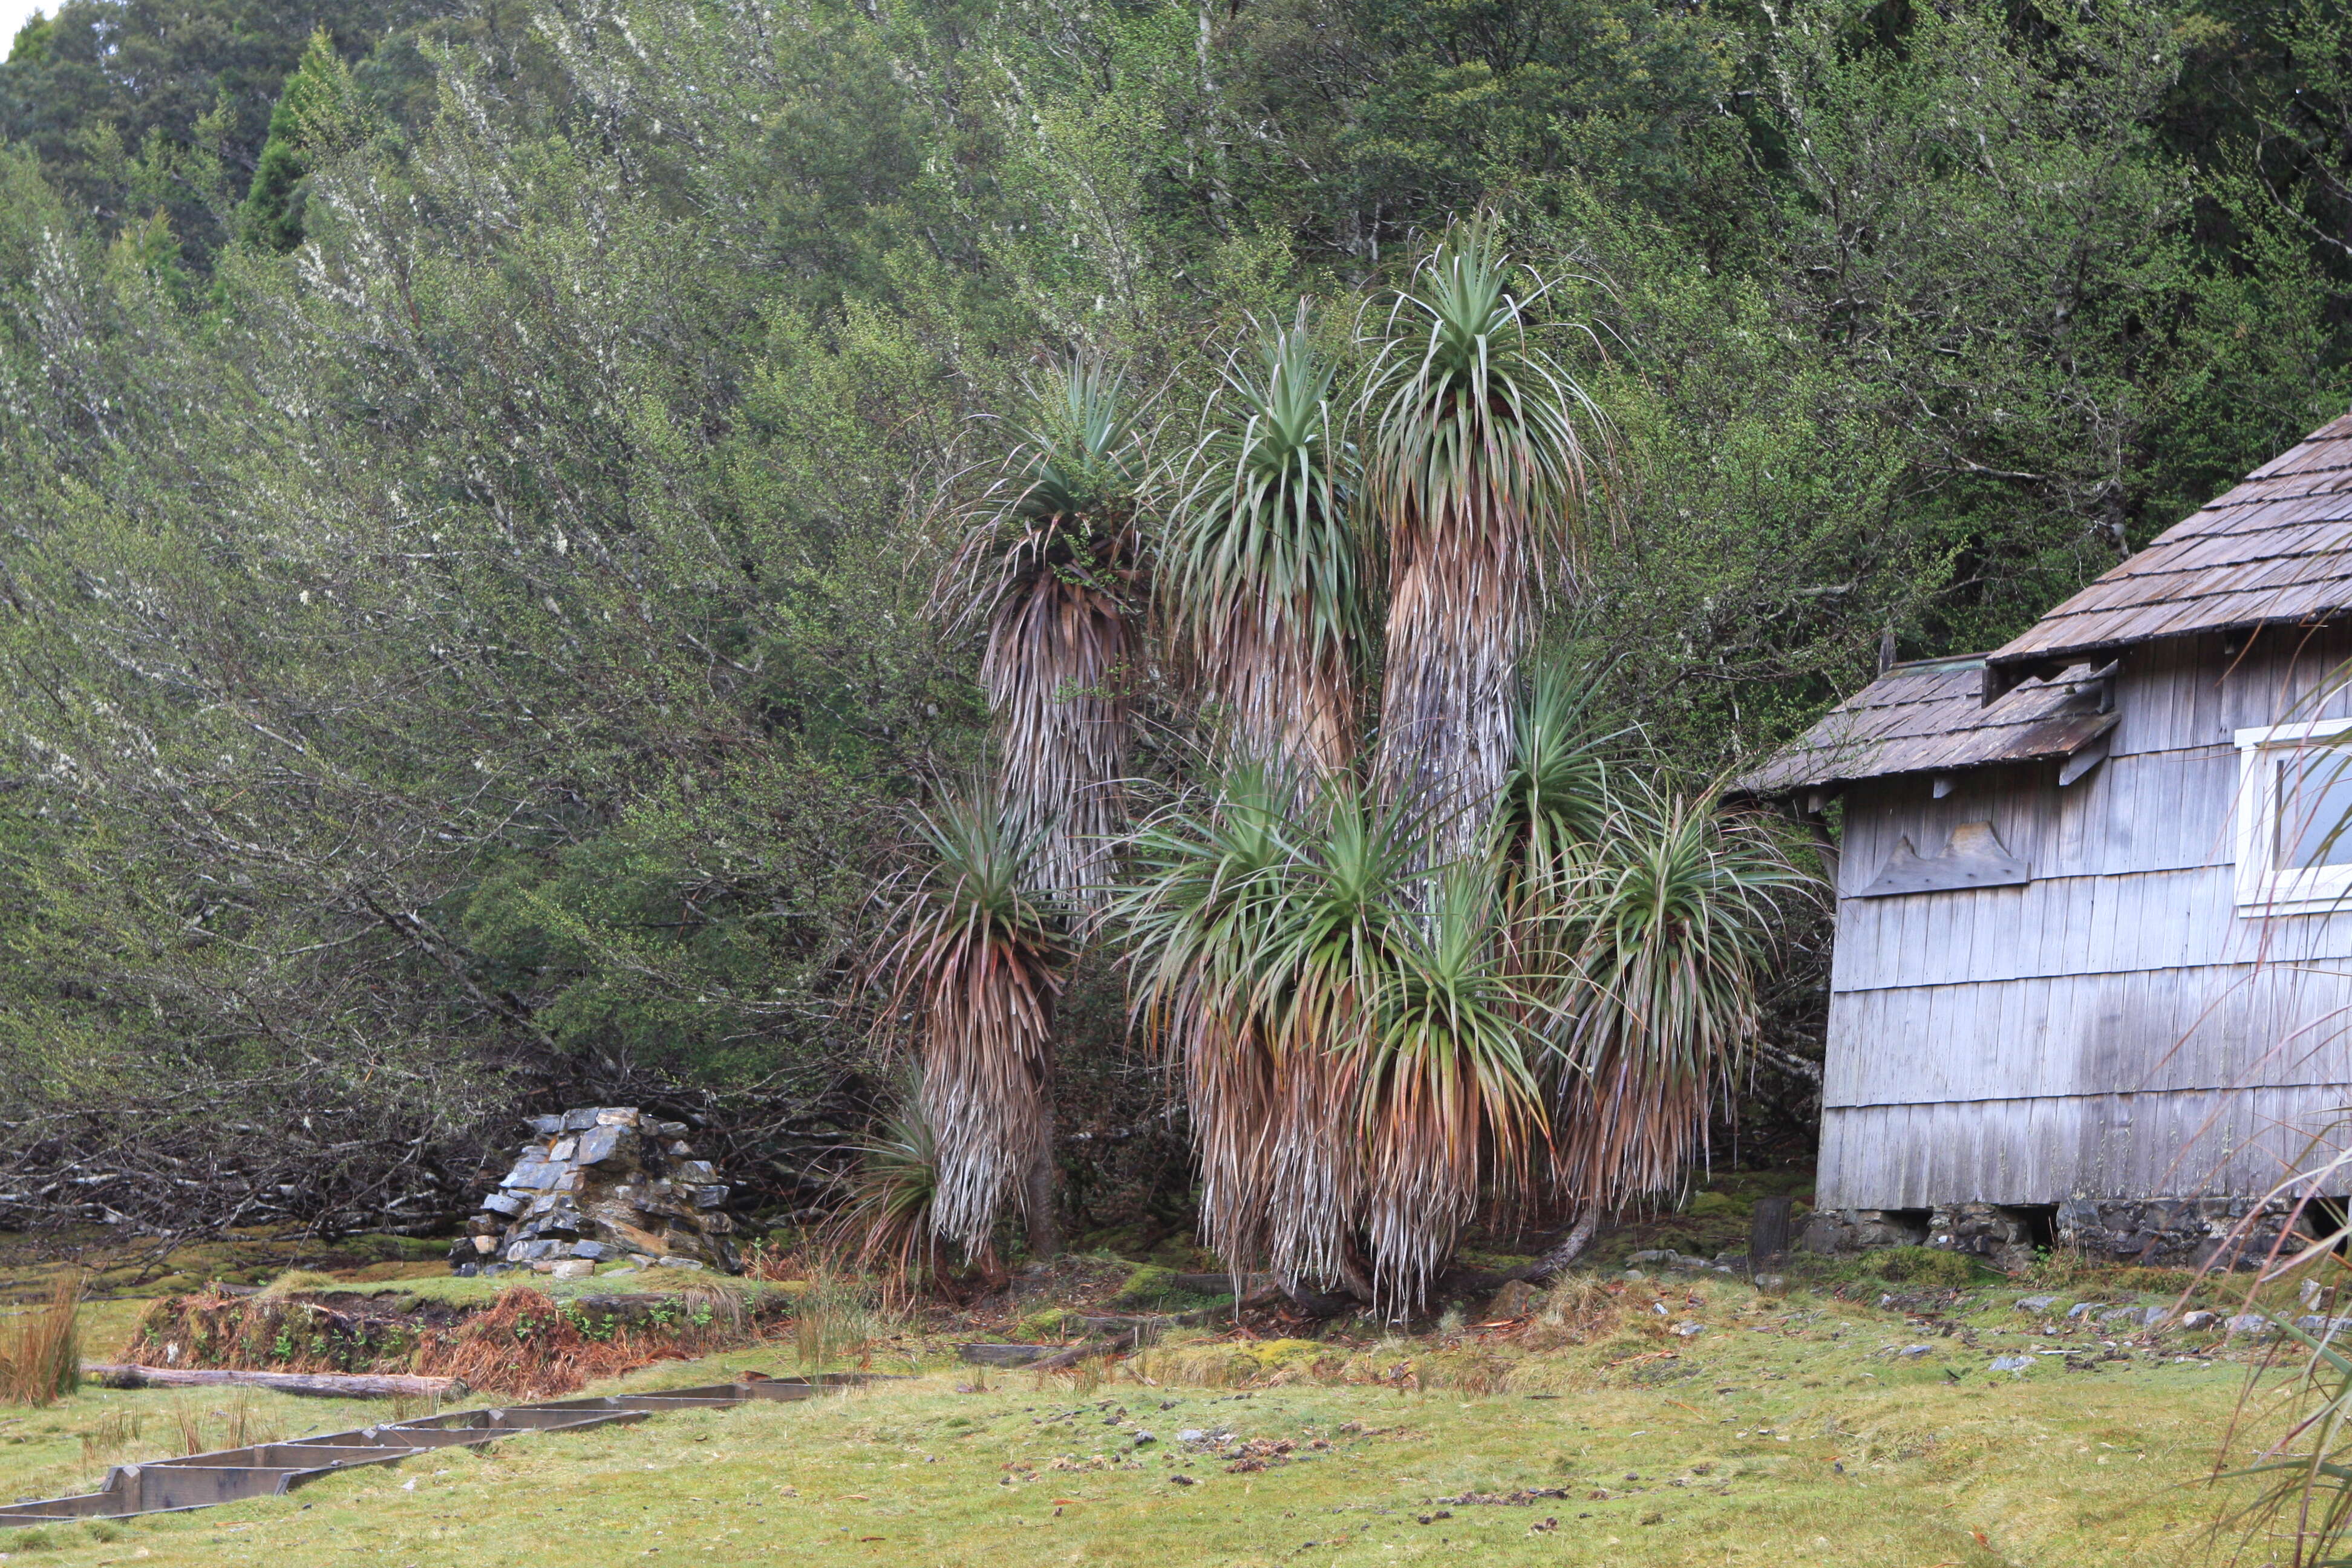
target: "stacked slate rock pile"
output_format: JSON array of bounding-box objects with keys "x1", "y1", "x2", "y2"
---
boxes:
[{"x1": 448, "y1": 1106, "x2": 740, "y2": 1278}]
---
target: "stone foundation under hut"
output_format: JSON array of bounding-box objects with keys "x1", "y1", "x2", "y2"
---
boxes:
[
  {"x1": 449, "y1": 1106, "x2": 740, "y2": 1278},
  {"x1": 1799, "y1": 1197, "x2": 2309, "y2": 1272}
]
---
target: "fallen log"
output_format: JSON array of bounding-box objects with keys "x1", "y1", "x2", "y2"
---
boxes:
[
  {"x1": 1026, "y1": 1329, "x2": 1137, "y2": 1373},
  {"x1": 84, "y1": 1364, "x2": 463, "y2": 1399},
  {"x1": 955, "y1": 1331, "x2": 1138, "y2": 1371},
  {"x1": 954, "y1": 1344, "x2": 1057, "y2": 1367},
  {"x1": 1165, "y1": 1273, "x2": 1272, "y2": 1297}
]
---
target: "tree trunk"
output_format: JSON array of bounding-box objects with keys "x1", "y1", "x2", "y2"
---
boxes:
[
  {"x1": 1519, "y1": 1206, "x2": 1600, "y2": 1283},
  {"x1": 1023, "y1": 1102, "x2": 1061, "y2": 1261}
]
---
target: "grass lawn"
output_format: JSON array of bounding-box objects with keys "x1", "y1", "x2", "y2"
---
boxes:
[{"x1": 0, "y1": 1273, "x2": 2288, "y2": 1567}]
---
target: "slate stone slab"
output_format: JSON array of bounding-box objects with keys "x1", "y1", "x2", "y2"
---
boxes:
[
  {"x1": 575, "y1": 1125, "x2": 627, "y2": 1167},
  {"x1": 2014, "y1": 1295, "x2": 2059, "y2": 1313}
]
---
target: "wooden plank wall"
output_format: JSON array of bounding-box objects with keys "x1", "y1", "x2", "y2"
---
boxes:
[{"x1": 1822, "y1": 627, "x2": 2352, "y2": 1207}]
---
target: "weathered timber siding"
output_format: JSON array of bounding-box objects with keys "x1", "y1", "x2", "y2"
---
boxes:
[{"x1": 1821, "y1": 627, "x2": 2352, "y2": 1207}]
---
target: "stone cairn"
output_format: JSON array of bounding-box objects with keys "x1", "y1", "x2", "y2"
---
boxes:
[{"x1": 448, "y1": 1106, "x2": 740, "y2": 1278}]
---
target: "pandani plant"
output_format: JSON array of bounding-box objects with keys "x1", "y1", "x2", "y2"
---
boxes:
[
  {"x1": 943, "y1": 353, "x2": 1149, "y2": 903},
  {"x1": 1498, "y1": 673, "x2": 1812, "y2": 1273},
  {"x1": 1116, "y1": 764, "x2": 1302, "y2": 1284},
  {"x1": 1119, "y1": 768, "x2": 1557, "y2": 1316},
  {"x1": 1169, "y1": 305, "x2": 1364, "y2": 779},
  {"x1": 1360, "y1": 220, "x2": 1603, "y2": 864},
  {"x1": 874, "y1": 789, "x2": 1070, "y2": 1263},
  {"x1": 898, "y1": 226, "x2": 1801, "y2": 1312},
  {"x1": 822, "y1": 1082, "x2": 947, "y2": 1302}
]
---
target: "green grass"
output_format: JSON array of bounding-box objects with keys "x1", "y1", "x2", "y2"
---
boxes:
[{"x1": 0, "y1": 1278, "x2": 2290, "y2": 1566}]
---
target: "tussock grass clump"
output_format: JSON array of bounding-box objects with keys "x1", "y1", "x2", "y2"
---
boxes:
[
  {"x1": 0, "y1": 1276, "x2": 81, "y2": 1406},
  {"x1": 792, "y1": 1270, "x2": 892, "y2": 1369},
  {"x1": 256, "y1": 1269, "x2": 346, "y2": 1299},
  {"x1": 78, "y1": 1405, "x2": 142, "y2": 1463}
]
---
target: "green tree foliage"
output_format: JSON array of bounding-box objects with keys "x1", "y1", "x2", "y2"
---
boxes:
[{"x1": 237, "y1": 27, "x2": 366, "y2": 252}]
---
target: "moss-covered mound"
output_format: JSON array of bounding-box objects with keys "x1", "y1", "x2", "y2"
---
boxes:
[{"x1": 123, "y1": 1282, "x2": 797, "y2": 1397}]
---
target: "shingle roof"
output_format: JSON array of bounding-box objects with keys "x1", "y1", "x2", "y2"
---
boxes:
[
  {"x1": 1742, "y1": 411, "x2": 2352, "y2": 795},
  {"x1": 1734, "y1": 656, "x2": 2117, "y2": 796},
  {"x1": 1988, "y1": 411, "x2": 2352, "y2": 673}
]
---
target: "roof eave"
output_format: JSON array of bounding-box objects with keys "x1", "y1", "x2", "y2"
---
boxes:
[
  {"x1": 1982, "y1": 612, "x2": 2344, "y2": 701},
  {"x1": 1734, "y1": 704, "x2": 2118, "y2": 800}
]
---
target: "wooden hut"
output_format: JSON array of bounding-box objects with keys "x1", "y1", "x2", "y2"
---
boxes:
[{"x1": 1743, "y1": 414, "x2": 2352, "y2": 1269}]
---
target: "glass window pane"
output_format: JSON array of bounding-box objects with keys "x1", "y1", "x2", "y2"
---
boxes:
[{"x1": 2278, "y1": 747, "x2": 2352, "y2": 869}]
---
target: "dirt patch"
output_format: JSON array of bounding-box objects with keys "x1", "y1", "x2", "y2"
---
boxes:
[{"x1": 123, "y1": 1285, "x2": 792, "y2": 1397}]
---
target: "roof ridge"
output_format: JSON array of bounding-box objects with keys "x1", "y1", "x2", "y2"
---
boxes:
[{"x1": 1987, "y1": 411, "x2": 2352, "y2": 674}]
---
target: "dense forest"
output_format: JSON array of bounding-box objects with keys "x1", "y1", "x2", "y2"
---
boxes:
[{"x1": 3, "y1": 0, "x2": 2352, "y2": 1262}]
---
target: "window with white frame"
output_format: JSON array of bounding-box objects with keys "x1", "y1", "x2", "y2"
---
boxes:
[{"x1": 2236, "y1": 717, "x2": 2352, "y2": 912}]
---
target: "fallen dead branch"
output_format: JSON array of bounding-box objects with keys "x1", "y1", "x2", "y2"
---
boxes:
[{"x1": 83, "y1": 1364, "x2": 462, "y2": 1399}]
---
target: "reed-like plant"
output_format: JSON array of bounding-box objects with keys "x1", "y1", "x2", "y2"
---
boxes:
[
  {"x1": 2197, "y1": 1151, "x2": 2352, "y2": 1565},
  {"x1": 0, "y1": 1276, "x2": 81, "y2": 1406},
  {"x1": 1360, "y1": 221, "x2": 1602, "y2": 862},
  {"x1": 945, "y1": 354, "x2": 1149, "y2": 901},
  {"x1": 1169, "y1": 305, "x2": 1364, "y2": 778},
  {"x1": 875, "y1": 789, "x2": 1070, "y2": 1259}
]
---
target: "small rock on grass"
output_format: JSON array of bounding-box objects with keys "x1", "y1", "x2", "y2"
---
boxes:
[{"x1": 1988, "y1": 1355, "x2": 2033, "y2": 1373}]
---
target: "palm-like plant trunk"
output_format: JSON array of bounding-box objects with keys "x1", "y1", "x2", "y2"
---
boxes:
[
  {"x1": 983, "y1": 570, "x2": 1135, "y2": 899},
  {"x1": 912, "y1": 926, "x2": 1060, "y2": 1255},
  {"x1": 1200, "y1": 612, "x2": 1356, "y2": 780},
  {"x1": 1376, "y1": 499, "x2": 1533, "y2": 862}
]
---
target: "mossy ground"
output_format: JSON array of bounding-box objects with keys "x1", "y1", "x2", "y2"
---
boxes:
[
  {"x1": 0, "y1": 1267, "x2": 2318, "y2": 1567},
  {"x1": 0, "y1": 1229, "x2": 453, "y2": 1305}
]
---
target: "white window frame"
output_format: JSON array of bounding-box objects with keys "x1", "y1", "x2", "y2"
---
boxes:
[{"x1": 2236, "y1": 716, "x2": 2352, "y2": 913}]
